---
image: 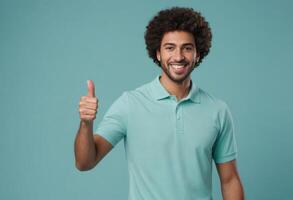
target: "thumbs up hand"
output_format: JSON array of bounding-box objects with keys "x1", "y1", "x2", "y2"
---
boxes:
[{"x1": 79, "y1": 80, "x2": 98, "y2": 122}]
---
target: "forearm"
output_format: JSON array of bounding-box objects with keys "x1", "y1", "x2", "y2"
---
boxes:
[
  {"x1": 221, "y1": 176, "x2": 244, "y2": 200},
  {"x1": 74, "y1": 120, "x2": 97, "y2": 170}
]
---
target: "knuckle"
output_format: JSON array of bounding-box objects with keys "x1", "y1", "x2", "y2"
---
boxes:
[{"x1": 91, "y1": 98, "x2": 96, "y2": 103}]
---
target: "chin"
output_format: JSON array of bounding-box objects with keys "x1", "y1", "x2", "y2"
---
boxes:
[{"x1": 169, "y1": 75, "x2": 190, "y2": 83}]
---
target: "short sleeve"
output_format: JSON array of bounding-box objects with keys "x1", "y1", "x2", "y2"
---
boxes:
[
  {"x1": 212, "y1": 102, "x2": 238, "y2": 163},
  {"x1": 95, "y1": 92, "x2": 128, "y2": 147}
]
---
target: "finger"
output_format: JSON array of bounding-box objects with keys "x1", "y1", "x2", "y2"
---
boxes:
[
  {"x1": 79, "y1": 99, "x2": 98, "y2": 105},
  {"x1": 80, "y1": 114, "x2": 96, "y2": 121},
  {"x1": 79, "y1": 103, "x2": 98, "y2": 110},
  {"x1": 80, "y1": 96, "x2": 98, "y2": 103},
  {"x1": 87, "y1": 80, "x2": 95, "y2": 97},
  {"x1": 79, "y1": 99, "x2": 98, "y2": 107},
  {"x1": 79, "y1": 108, "x2": 97, "y2": 115}
]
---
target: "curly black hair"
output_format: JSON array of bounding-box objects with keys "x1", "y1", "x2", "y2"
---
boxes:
[{"x1": 144, "y1": 7, "x2": 212, "y2": 67}]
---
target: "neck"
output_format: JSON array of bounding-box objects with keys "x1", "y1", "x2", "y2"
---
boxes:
[{"x1": 159, "y1": 74, "x2": 191, "y2": 101}]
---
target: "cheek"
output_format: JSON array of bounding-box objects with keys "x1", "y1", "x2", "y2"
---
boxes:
[
  {"x1": 188, "y1": 54, "x2": 197, "y2": 62},
  {"x1": 161, "y1": 53, "x2": 172, "y2": 62}
]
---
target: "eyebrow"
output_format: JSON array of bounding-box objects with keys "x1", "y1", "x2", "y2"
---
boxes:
[{"x1": 162, "y1": 43, "x2": 195, "y2": 47}]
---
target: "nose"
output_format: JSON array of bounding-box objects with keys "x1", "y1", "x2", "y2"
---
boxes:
[{"x1": 173, "y1": 48, "x2": 185, "y2": 62}]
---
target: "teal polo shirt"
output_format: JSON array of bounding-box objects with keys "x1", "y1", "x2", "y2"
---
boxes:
[{"x1": 96, "y1": 75, "x2": 237, "y2": 200}]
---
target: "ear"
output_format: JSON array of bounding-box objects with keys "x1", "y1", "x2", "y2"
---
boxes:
[
  {"x1": 195, "y1": 54, "x2": 200, "y2": 63},
  {"x1": 156, "y1": 49, "x2": 161, "y2": 62}
]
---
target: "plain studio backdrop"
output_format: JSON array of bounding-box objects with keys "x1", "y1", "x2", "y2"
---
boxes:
[{"x1": 1, "y1": 0, "x2": 292, "y2": 199}]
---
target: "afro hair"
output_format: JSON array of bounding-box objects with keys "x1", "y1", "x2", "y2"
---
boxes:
[{"x1": 144, "y1": 7, "x2": 212, "y2": 67}]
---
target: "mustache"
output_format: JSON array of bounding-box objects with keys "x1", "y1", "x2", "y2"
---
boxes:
[{"x1": 168, "y1": 61, "x2": 189, "y2": 65}]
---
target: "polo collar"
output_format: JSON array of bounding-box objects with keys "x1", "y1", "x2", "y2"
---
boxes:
[{"x1": 150, "y1": 75, "x2": 201, "y2": 103}]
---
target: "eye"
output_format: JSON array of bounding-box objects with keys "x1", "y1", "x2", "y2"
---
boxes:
[
  {"x1": 184, "y1": 46, "x2": 193, "y2": 51},
  {"x1": 165, "y1": 46, "x2": 174, "y2": 51}
]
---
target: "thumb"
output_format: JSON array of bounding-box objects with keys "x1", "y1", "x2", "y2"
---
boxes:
[{"x1": 87, "y1": 80, "x2": 95, "y2": 97}]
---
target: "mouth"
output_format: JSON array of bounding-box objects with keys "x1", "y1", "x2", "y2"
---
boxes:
[
  {"x1": 169, "y1": 63, "x2": 187, "y2": 68},
  {"x1": 169, "y1": 63, "x2": 189, "y2": 74}
]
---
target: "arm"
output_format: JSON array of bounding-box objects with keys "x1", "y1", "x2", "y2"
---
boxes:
[
  {"x1": 74, "y1": 121, "x2": 112, "y2": 171},
  {"x1": 216, "y1": 160, "x2": 245, "y2": 200},
  {"x1": 74, "y1": 80, "x2": 113, "y2": 171}
]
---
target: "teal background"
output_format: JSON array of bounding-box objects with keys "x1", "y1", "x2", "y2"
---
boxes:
[{"x1": 1, "y1": 0, "x2": 292, "y2": 199}]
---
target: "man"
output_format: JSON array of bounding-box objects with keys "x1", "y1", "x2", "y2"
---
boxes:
[{"x1": 74, "y1": 7, "x2": 244, "y2": 200}]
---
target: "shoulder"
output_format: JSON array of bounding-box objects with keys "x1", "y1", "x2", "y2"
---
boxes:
[
  {"x1": 124, "y1": 81, "x2": 154, "y2": 102},
  {"x1": 198, "y1": 88, "x2": 234, "y2": 131},
  {"x1": 198, "y1": 87, "x2": 229, "y2": 112}
]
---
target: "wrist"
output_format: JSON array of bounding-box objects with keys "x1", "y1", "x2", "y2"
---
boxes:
[{"x1": 80, "y1": 120, "x2": 93, "y2": 129}]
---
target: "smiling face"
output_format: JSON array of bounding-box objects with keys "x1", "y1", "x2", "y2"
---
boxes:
[{"x1": 156, "y1": 31, "x2": 199, "y2": 84}]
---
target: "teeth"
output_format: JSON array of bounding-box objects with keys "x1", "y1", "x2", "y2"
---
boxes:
[{"x1": 170, "y1": 64, "x2": 185, "y2": 69}]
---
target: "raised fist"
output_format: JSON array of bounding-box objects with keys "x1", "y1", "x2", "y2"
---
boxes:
[{"x1": 79, "y1": 80, "x2": 98, "y2": 122}]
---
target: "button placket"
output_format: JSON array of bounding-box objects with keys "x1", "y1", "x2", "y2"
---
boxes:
[{"x1": 175, "y1": 103, "x2": 184, "y2": 134}]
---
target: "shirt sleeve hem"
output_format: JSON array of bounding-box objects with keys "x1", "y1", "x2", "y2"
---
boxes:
[
  {"x1": 213, "y1": 152, "x2": 237, "y2": 164},
  {"x1": 95, "y1": 130, "x2": 118, "y2": 147}
]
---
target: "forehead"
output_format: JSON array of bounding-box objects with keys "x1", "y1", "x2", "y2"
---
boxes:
[{"x1": 161, "y1": 31, "x2": 195, "y2": 46}]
